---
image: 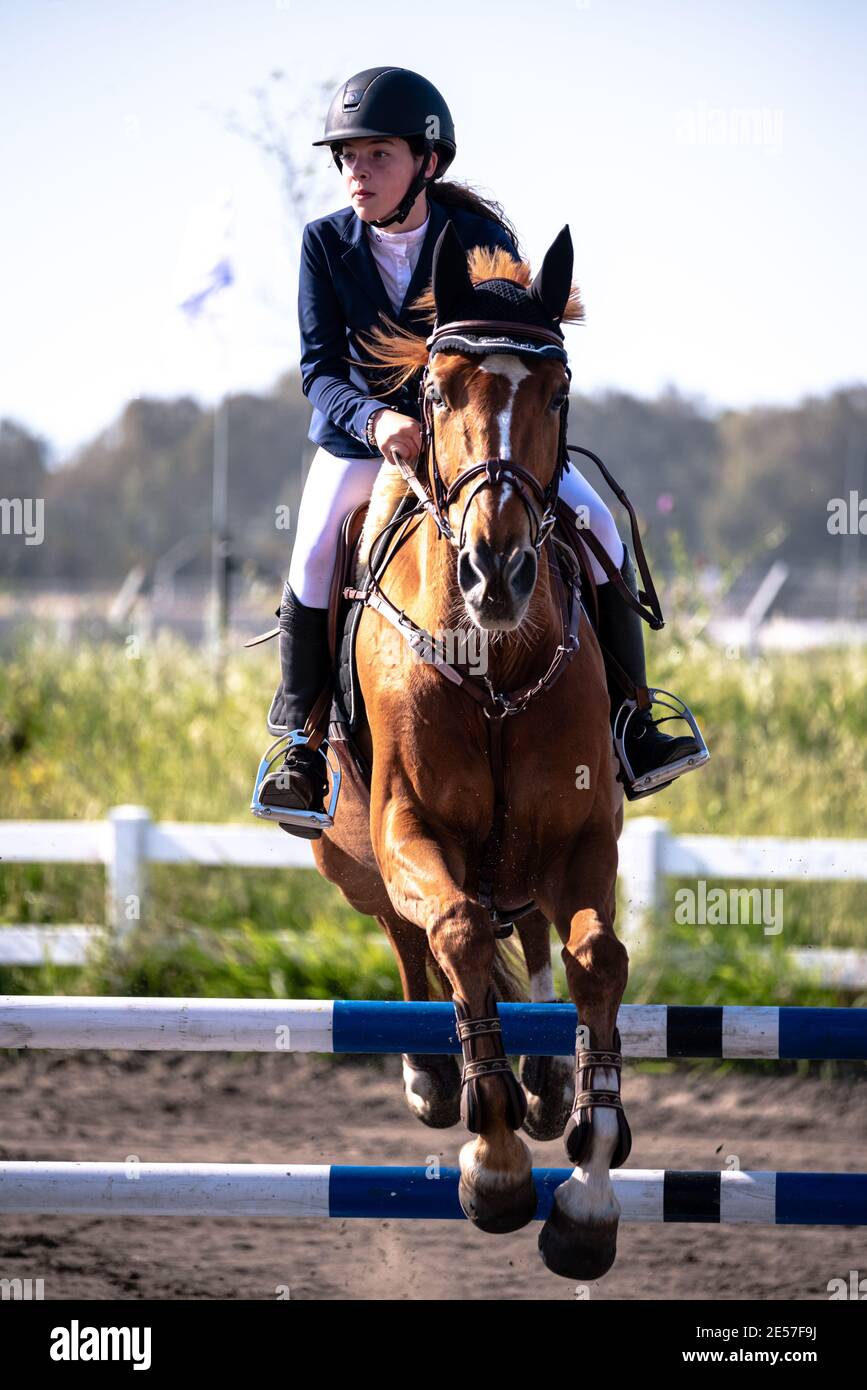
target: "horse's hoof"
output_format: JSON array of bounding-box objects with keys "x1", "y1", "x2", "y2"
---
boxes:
[
  {"x1": 519, "y1": 1054, "x2": 574, "y2": 1142},
  {"x1": 458, "y1": 1172, "x2": 538, "y2": 1233},
  {"x1": 538, "y1": 1181, "x2": 619, "y2": 1280},
  {"x1": 401, "y1": 1054, "x2": 461, "y2": 1128}
]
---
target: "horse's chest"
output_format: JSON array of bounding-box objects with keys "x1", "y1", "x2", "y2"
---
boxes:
[{"x1": 404, "y1": 679, "x2": 610, "y2": 841}]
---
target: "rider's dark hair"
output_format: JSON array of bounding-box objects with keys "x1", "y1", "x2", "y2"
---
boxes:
[{"x1": 405, "y1": 135, "x2": 521, "y2": 257}]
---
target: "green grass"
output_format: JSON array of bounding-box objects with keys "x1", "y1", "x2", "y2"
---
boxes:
[{"x1": 1, "y1": 627, "x2": 865, "y2": 1006}]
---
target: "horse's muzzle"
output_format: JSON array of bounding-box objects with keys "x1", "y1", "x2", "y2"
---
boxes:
[{"x1": 458, "y1": 541, "x2": 537, "y2": 628}]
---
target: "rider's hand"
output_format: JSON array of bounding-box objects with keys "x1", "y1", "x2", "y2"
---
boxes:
[{"x1": 372, "y1": 409, "x2": 421, "y2": 468}]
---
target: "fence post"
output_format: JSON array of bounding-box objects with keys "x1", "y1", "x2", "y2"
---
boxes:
[
  {"x1": 617, "y1": 817, "x2": 669, "y2": 946},
  {"x1": 105, "y1": 806, "x2": 151, "y2": 944}
]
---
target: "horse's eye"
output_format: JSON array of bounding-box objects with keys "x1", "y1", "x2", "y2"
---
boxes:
[
  {"x1": 428, "y1": 389, "x2": 447, "y2": 410},
  {"x1": 549, "y1": 392, "x2": 568, "y2": 412}
]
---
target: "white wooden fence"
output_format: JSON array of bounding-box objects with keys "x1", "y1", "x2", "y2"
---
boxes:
[{"x1": 0, "y1": 809, "x2": 864, "y2": 985}]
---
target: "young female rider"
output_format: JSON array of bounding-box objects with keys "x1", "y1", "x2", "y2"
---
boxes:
[{"x1": 256, "y1": 66, "x2": 703, "y2": 838}]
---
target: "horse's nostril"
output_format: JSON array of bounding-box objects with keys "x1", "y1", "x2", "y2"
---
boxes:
[
  {"x1": 509, "y1": 549, "x2": 537, "y2": 599},
  {"x1": 458, "y1": 550, "x2": 482, "y2": 594}
]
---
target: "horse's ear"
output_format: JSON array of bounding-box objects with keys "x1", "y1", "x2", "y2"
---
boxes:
[
  {"x1": 528, "y1": 225, "x2": 574, "y2": 323},
  {"x1": 432, "y1": 220, "x2": 475, "y2": 325}
]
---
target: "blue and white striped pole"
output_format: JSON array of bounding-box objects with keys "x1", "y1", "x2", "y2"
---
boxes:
[
  {"x1": 0, "y1": 1163, "x2": 864, "y2": 1225},
  {"x1": 2, "y1": 997, "x2": 867, "y2": 1059}
]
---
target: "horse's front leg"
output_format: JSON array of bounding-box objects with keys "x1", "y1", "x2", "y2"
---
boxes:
[
  {"x1": 376, "y1": 908, "x2": 461, "y2": 1129},
  {"x1": 516, "y1": 912, "x2": 575, "y2": 1141},
  {"x1": 373, "y1": 789, "x2": 537, "y2": 1234},
  {"x1": 536, "y1": 834, "x2": 630, "y2": 1280}
]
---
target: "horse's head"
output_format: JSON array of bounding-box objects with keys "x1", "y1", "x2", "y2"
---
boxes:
[
  {"x1": 426, "y1": 224, "x2": 580, "y2": 630},
  {"x1": 358, "y1": 223, "x2": 584, "y2": 632}
]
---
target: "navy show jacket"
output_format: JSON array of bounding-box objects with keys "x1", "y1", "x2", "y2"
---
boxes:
[{"x1": 298, "y1": 195, "x2": 521, "y2": 459}]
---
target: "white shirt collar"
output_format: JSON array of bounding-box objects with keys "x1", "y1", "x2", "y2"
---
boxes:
[{"x1": 368, "y1": 210, "x2": 430, "y2": 244}]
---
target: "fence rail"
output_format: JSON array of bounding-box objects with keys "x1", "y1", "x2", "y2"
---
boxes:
[
  {"x1": 3, "y1": 997, "x2": 867, "y2": 1059},
  {"x1": 0, "y1": 810, "x2": 864, "y2": 984},
  {"x1": 3, "y1": 1163, "x2": 865, "y2": 1225}
]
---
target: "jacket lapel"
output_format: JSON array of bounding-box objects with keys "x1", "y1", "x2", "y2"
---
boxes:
[
  {"x1": 396, "y1": 196, "x2": 448, "y2": 324},
  {"x1": 339, "y1": 197, "x2": 450, "y2": 325},
  {"x1": 340, "y1": 209, "x2": 394, "y2": 321}
]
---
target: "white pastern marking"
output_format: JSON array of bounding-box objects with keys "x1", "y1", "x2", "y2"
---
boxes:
[
  {"x1": 561, "y1": 1165, "x2": 621, "y2": 1223},
  {"x1": 401, "y1": 1058, "x2": 438, "y2": 1116},
  {"x1": 529, "y1": 966, "x2": 554, "y2": 1002}
]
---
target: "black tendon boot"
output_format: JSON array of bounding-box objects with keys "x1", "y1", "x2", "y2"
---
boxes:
[
  {"x1": 596, "y1": 548, "x2": 705, "y2": 799},
  {"x1": 256, "y1": 582, "x2": 332, "y2": 838}
]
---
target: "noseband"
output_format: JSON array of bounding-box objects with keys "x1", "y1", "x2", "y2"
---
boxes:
[{"x1": 396, "y1": 318, "x2": 572, "y2": 557}]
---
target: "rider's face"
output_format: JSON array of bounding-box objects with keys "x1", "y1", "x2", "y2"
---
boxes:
[{"x1": 338, "y1": 137, "x2": 437, "y2": 221}]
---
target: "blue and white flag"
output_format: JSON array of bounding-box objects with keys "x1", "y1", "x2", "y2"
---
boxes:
[
  {"x1": 174, "y1": 188, "x2": 236, "y2": 321},
  {"x1": 179, "y1": 256, "x2": 235, "y2": 320}
]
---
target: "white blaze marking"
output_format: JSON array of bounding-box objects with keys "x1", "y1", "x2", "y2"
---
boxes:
[{"x1": 479, "y1": 354, "x2": 531, "y2": 513}]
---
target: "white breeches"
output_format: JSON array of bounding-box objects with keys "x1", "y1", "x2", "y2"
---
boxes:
[
  {"x1": 288, "y1": 445, "x2": 625, "y2": 608},
  {"x1": 560, "y1": 461, "x2": 626, "y2": 583}
]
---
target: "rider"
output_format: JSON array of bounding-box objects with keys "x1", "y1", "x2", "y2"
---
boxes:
[{"x1": 256, "y1": 66, "x2": 703, "y2": 837}]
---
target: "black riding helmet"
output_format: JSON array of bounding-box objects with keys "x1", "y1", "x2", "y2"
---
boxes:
[{"x1": 312, "y1": 66, "x2": 456, "y2": 228}]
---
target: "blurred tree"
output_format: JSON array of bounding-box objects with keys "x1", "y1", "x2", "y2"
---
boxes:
[
  {"x1": 0, "y1": 418, "x2": 50, "y2": 496},
  {"x1": 222, "y1": 70, "x2": 338, "y2": 241},
  {"x1": 706, "y1": 386, "x2": 867, "y2": 568},
  {"x1": 0, "y1": 420, "x2": 51, "y2": 579},
  {"x1": 566, "y1": 385, "x2": 720, "y2": 566},
  {"x1": 3, "y1": 379, "x2": 865, "y2": 600}
]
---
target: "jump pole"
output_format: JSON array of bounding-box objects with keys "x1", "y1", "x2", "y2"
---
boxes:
[
  {"x1": 3, "y1": 997, "x2": 867, "y2": 1060},
  {"x1": 1, "y1": 1163, "x2": 865, "y2": 1225}
]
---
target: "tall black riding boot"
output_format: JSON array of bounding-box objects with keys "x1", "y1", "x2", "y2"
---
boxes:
[
  {"x1": 256, "y1": 581, "x2": 332, "y2": 839},
  {"x1": 596, "y1": 547, "x2": 702, "y2": 800}
]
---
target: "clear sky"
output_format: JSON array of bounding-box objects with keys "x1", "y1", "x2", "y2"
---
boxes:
[{"x1": 1, "y1": 0, "x2": 865, "y2": 463}]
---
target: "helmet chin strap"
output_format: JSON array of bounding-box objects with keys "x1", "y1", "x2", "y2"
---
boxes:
[{"x1": 367, "y1": 142, "x2": 437, "y2": 229}]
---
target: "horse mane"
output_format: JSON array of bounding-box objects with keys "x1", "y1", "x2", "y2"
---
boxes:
[
  {"x1": 356, "y1": 245, "x2": 584, "y2": 568},
  {"x1": 358, "y1": 459, "x2": 408, "y2": 571}
]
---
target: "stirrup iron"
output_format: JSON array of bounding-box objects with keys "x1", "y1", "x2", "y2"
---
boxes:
[
  {"x1": 250, "y1": 730, "x2": 342, "y2": 830},
  {"x1": 612, "y1": 687, "x2": 709, "y2": 799}
]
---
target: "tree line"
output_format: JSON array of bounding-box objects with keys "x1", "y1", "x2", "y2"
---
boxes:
[{"x1": 1, "y1": 377, "x2": 864, "y2": 585}]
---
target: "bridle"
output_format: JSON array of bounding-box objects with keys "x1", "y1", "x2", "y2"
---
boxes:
[{"x1": 388, "y1": 317, "x2": 572, "y2": 557}]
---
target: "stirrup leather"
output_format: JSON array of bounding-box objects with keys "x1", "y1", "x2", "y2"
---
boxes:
[
  {"x1": 613, "y1": 686, "x2": 709, "y2": 799},
  {"x1": 250, "y1": 730, "x2": 341, "y2": 830}
]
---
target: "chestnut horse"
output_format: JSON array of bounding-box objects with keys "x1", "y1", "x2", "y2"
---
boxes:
[{"x1": 312, "y1": 223, "x2": 630, "y2": 1280}]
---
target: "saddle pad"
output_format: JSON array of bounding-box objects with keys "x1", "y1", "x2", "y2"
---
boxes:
[{"x1": 333, "y1": 484, "x2": 421, "y2": 735}]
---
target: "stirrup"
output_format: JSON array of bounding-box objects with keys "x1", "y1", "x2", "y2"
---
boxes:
[
  {"x1": 250, "y1": 730, "x2": 342, "y2": 830},
  {"x1": 612, "y1": 687, "x2": 709, "y2": 799}
]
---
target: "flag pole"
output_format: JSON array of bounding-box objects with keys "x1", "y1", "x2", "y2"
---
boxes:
[
  {"x1": 175, "y1": 189, "x2": 236, "y2": 690},
  {"x1": 210, "y1": 388, "x2": 230, "y2": 692}
]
